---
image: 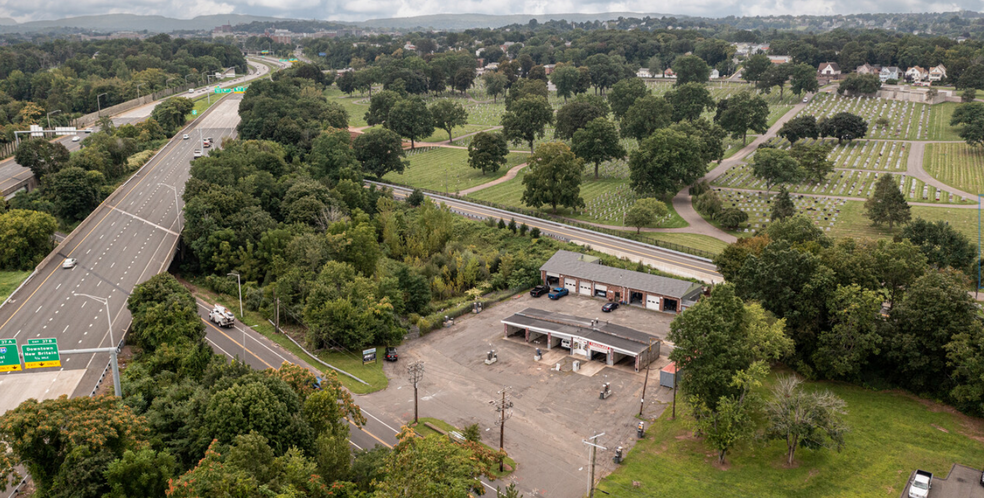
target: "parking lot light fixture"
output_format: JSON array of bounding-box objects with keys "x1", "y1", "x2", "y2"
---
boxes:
[{"x1": 407, "y1": 361, "x2": 425, "y2": 424}]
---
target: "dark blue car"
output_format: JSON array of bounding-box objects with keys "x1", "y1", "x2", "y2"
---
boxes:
[
  {"x1": 548, "y1": 287, "x2": 569, "y2": 300},
  {"x1": 602, "y1": 302, "x2": 619, "y2": 312}
]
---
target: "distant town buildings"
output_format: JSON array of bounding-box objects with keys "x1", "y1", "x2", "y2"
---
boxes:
[{"x1": 880, "y1": 66, "x2": 901, "y2": 81}]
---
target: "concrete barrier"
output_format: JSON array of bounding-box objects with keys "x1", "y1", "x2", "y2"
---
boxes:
[{"x1": 74, "y1": 83, "x2": 197, "y2": 128}]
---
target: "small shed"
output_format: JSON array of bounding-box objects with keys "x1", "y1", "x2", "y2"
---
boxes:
[{"x1": 659, "y1": 362, "x2": 678, "y2": 389}]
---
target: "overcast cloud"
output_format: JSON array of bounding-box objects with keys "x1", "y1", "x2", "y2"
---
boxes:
[{"x1": 2, "y1": 0, "x2": 981, "y2": 24}]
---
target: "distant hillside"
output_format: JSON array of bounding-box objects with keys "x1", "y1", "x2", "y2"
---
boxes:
[
  {"x1": 360, "y1": 12, "x2": 673, "y2": 30},
  {"x1": 0, "y1": 14, "x2": 299, "y2": 33},
  {"x1": 0, "y1": 18, "x2": 16, "y2": 26}
]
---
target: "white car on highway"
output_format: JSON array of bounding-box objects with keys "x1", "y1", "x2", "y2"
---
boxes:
[
  {"x1": 183, "y1": 134, "x2": 189, "y2": 140},
  {"x1": 62, "y1": 258, "x2": 77, "y2": 269},
  {"x1": 193, "y1": 150, "x2": 203, "y2": 158},
  {"x1": 71, "y1": 136, "x2": 81, "y2": 142}
]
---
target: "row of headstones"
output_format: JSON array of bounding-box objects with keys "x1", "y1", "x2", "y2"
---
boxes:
[
  {"x1": 720, "y1": 191, "x2": 844, "y2": 232},
  {"x1": 808, "y1": 95, "x2": 920, "y2": 139}
]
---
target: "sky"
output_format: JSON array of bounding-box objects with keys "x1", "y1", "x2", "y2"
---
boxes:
[{"x1": 0, "y1": 0, "x2": 978, "y2": 24}]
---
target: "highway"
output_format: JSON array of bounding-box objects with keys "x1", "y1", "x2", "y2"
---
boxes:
[
  {"x1": 0, "y1": 94, "x2": 244, "y2": 398},
  {"x1": 0, "y1": 58, "x2": 277, "y2": 199},
  {"x1": 370, "y1": 181, "x2": 724, "y2": 283}
]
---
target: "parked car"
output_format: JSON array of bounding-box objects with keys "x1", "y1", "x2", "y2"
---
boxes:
[
  {"x1": 909, "y1": 470, "x2": 932, "y2": 498},
  {"x1": 61, "y1": 258, "x2": 77, "y2": 269},
  {"x1": 530, "y1": 285, "x2": 550, "y2": 297},
  {"x1": 385, "y1": 347, "x2": 398, "y2": 361},
  {"x1": 602, "y1": 302, "x2": 619, "y2": 312},
  {"x1": 548, "y1": 287, "x2": 569, "y2": 300}
]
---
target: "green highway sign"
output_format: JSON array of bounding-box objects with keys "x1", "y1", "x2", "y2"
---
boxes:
[
  {"x1": 215, "y1": 88, "x2": 231, "y2": 94},
  {"x1": 22, "y1": 338, "x2": 60, "y2": 369},
  {"x1": 0, "y1": 338, "x2": 21, "y2": 372}
]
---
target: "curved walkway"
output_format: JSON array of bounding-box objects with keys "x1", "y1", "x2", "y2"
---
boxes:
[{"x1": 459, "y1": 162, "x2": 527, "y2": 195}]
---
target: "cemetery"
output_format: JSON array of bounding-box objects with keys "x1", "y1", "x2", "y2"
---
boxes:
[
  {"x1": 798, "y1": 93, "x2": 932, "y2": 140},
  {"x1": 713, "y1": 189, "x2": 848, "y2": 234},
  {"x1": 757, "y1": 136, "x2": 911, "y2": 171},
  {"x1": 923, "y1": 142, "x2": 984, "y2": 196},
  {"x1": 382, "y1": 146, "x2": 528, "y2": 193}
]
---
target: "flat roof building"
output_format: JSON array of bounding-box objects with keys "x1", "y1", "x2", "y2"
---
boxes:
[{"x1": 540, "y1": 250, "x2": 703, "y2": 313}]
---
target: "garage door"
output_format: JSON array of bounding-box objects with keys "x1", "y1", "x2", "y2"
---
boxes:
[
  {"x1": 594, "y1": 284, "x2": 607, "y2": 298},
  {"x1": 579, "y1": 282, "x2": 592, "y2": 296},
  {"x1": 646, "y1": 295, "x2": 661, "y2": 310},
  {"x1": 564, "y1": 278, "x2": 577, "y2": 292},
  {"x1": 546, "y1": 272, "x2": 560, "y2": 278}
]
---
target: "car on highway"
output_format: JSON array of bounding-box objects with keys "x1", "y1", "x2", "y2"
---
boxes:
[
  {"x1": 71, "y1": 136, "x2": 81, "y2": 142},
  {"x1": 548, "y1": 287, "x2": 569, "y2": 300},
  {"x1": 183, "y1": 134, "x2": 189, "y2": 140},
  {"x1": 385, "y1": 347, "x2": 398, "y2": 361},
  {"x1": 188, "y1": 89, "x2": 194, "y2": 94},
  {"x1": 602, "y1": 302, "x2": 619, "y2": 312},
  {"x1": 202, "y1": 140, "x2": 211, "y2": 148},
  {"x1": 62, "y1": 258, "x2": 77, "y2": 269},
  {"x1": 530, "y1": 285, "x2": 550, "y2": 297},
  {"x1": 193, "y1": 150, "x2": 203, "y2": 158}
]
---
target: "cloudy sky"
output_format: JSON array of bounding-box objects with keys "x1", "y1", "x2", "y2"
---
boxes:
[{"x1": 0, "y1": 0, "x2": 978, "y2": 23}]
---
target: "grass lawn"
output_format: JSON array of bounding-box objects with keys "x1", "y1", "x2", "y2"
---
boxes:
[
  {"x1": 420, "y1": 124, "x2": 497, "y2": 143},
  {"x1": 924, "y1": 142, "x2": 984, "y2": 195},
  {"x1": 827, "y1": 201, "x2": 980, "y2": 242},
  {"x1": 927, "y1": 102, "x2": 963, "y2": 141},
  {"x1": 382, "y1": 147, "x2": 528, "y2": 193},
  {"x1": 186, "y1": 279, "x2": 388, "y2": 394},
  {"x1": 629, "y1": 232, "x2": 731, "y2": 255},
  {"x1": 0, "y1": 270, "x2": 31, "y2": 303},
  {"x1": 412, "y1": 417, "x2": 517, "y2": 478},
  {"x1": 599, "y1": 372, "x2": 984, "y2": 497}
]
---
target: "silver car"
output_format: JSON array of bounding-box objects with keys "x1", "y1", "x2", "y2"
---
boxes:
[{"x1": 62, "y1": 258, "x2": 77, "y2": 269}]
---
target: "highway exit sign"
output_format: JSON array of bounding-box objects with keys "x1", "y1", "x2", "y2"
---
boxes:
[
  {"x1": 0, "y1": 339, "x2": 21, "y2": 372},
  {"x1": 22, "y1": 338, "x2": 60, "y2": 369}
]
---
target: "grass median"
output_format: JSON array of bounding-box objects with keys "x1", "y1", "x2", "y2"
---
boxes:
[{"x1": 0, "y1": 270, "x2": 31, "y2": 303}]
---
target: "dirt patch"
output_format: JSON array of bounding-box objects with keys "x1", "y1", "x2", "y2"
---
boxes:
[
  {"x1": 803, "y1": 468, "x2": 818, "y2": 481},
  {"x1": 931, "y1": 423, "x2": 950, "y2": 433},
  {"x1": 906, "y1": 394, "x2": 984, "y2": 443},
  {"x1": 711, "y1": 457, "x2": 732, "y2": 471}
]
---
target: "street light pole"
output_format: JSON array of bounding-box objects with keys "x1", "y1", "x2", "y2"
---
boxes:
[
  {"x1": 135, "y1": 83, "x2": 143, "y2": 99},
  {"x1": 73, "y1": 292, "x2": 121, "y2": 397},
  {"x1": 158, "y1": 183, "x2": 181, "y2": 232},
  {"x1": 97, "y1": 93, "x2": 108, "y2": 115},
  {"x1": 228, "y1": 272, "x2": 242, "y2": 317},
  {"x1": 46, "y1": 110, "x2": 61, "y2": 131}
]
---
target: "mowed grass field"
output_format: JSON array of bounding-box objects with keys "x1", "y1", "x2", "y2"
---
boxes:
[
  {"x1": 382, "y1": 147, "x2": 528, "y2": 193},
  {"x1": 828, "y1": 200, "x2": 980, "y2": 242},
  {"x1": 924, "y1": 142, "x2": 984, "y2": 195},
  {"x1": 599, "y1": 372, "x2": 984, "y2": 498},
  {"x1": 0, "y1": 271, "x2": 31, "y2": 303},
  {"x1": 927, "y1": 102, "x2": 963, "y2": 141},
  {"x1": 629, "y1": 231, "x2": 731, "y2": 255}
]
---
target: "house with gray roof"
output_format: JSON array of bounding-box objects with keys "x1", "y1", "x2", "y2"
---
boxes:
[{"x1": 539, "y1": 250, "x2": 704, "y2": 313}]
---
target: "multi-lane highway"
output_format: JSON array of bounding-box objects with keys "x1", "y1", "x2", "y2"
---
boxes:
[
  {"x1": 370, "y1": 181, "x2": 723, "y2": 283},
  {"x1": 0, "y1": 58, "x2": 275, "y2": 199}
]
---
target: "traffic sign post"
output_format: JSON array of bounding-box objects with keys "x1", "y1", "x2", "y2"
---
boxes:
[
  {"x1": 22, "y1": 338, "x2": 61, "y2": 369},
  {"x1": 0, "y1": 338, "x2": 21, "y2": 372}
]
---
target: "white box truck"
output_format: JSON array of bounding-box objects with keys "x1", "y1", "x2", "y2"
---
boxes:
[{"x1": 208, "y1": 304, "x2": 235, "y2": 328}]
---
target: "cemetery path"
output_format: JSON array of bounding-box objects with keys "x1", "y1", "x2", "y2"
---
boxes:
[
  {"x1": 432, "y1": 125, "x2": 504, "y2": 146},
  {"x1": 905, "y1": 141, "x2": 977, "y2": 200},
  {"x1": 459, "y1": 162, "x2": 528, "y2": 195}
]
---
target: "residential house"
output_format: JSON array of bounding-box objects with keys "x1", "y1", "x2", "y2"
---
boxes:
[
  {"x1": 637, "y1": 68, "x2": 652, "y2": 78},
  {"x1": 906, "y1": 66, "x2": 928, "y2": 81},
  {"x1": 543, "y1": 64, "x2": 556, "y2": 75},
  {"x1": 879, "y1": 66, "x2": 901, "y2": 82},
  {"x1": 403, "y1": 42, "x2": 417, "y2": 52},
  {"x1": 929, "y1": 64, "x2": 947, "y2": 82},
  {"x1": 710, "y1": 68, "x2": 720, "y2": 79},
  {"x1": 768, "y1": 55, "x2": 791, "y2": 65},
  {"x1": 818, "y1": 62, "x2": 841, "y2": 76},
  {"x1": 856, "y1": 63, "x2": 881, "y2": 75},
  {"x1": 663, "y1": 68, "x2": 676, "y2": 78}
]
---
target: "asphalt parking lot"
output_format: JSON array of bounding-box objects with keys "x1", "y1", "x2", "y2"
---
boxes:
[
  {"x1": 365, "y1": 292, "x2": 678, "y2": 497},
  {"x1": 901, "y1": 464, "x2": 984, "y2": 498}
]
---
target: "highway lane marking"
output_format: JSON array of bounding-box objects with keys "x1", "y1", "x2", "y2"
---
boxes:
[
  {"x1": 348, "y1": 440, "x2": 363, "y2": 450},
  {"x1": 200, "y1": 318, "x2": 274, "y2": 369},
  {"x1": 346, "y1": 419, "x2": 393, "y2": 449},
  {"x1": 108, "y1": 205, "x2": 179, "y2": 236}
]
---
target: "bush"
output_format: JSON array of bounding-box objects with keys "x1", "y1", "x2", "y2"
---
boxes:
[
  {"x1": 530, "y1": 227, "x2": 541, "y2": 238},
  {"x1": 463, "y1": 424, "x2": 481, "y2": 442}
]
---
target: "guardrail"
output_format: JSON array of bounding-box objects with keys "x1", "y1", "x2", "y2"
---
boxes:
[
  {"x1": 268, "y1": 319, "x2": 369, "y2": 385},
  {"x1": 366, "y1": 179, "x2": 717, "y2": 262}
]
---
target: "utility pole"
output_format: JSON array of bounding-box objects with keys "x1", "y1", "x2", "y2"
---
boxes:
[
  {"x1": 583, "y1": 432, "x2": 606, "y2": 498},
  {"x1": 639, "y1": 337, "x2": 654, "y2": 417},
  {"x1": 672, "y1": 362, "x2": 678, "y2": 419},
  {"x1": 490, "y1": 386, "x2": 514, "y2": 471},
  {"x1": 228, "y1": 271, "x2": 242, "y2": 317},
  {"x1": 97, "y1": 93, "x2": 107, "y2": 115},
  {"x1": 407, "y1": 361, "x2": 424, "y2": 424}
]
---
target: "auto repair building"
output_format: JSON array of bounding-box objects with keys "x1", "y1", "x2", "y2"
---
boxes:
[
  {"x1": 502, "y1": 308, "x2": 660, "y2": 371},
  {"x1": 540, "y1": 250, "x2": 704, "y2": 313}
]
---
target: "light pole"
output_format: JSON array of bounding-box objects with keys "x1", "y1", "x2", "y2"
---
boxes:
[
  {"x1": 166, "y1": 77, "x2": 177, "y2": 89},
  {"x1": 407, "y1": 361, "x2": 424, "y2": 424},
  {"x1": 96, "y1": 93, "x2": 108, "y2": 115},
  {"x1": 158, "y1": 183, "x2": 181, "y2": 231},
  {"x1": 135, "y1": 83, "x2": 143, "y2": 99},
  {"x1": 228, "y1": 271, "x2": 242, "y2": 317},
  {"x1": 185, "y1": 73, "x2": 195, "y2": 90},
  {"x1": 73, "y1": 292, "x2": 121, "y2": 397},
  {"x1": 46, "y1": 110, "x2": 61, "y2": 131}
]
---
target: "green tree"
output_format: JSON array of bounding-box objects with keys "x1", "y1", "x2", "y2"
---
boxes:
[
  {"x1": 310, "y1": 128, "x2": 360, "y2": 181},
  {"x1": 14, "y1": 138, "x2": 70, "y2": 180},
  {"x1": 619, "y1": 95, "x2": 674, "y2": 141},
  {"x1": 789, "y1": 63, "x2": 820, "y2": 96},
  {"x1": 104, "y1": 448, "x2": 177, "y2": 498},
  {"x1": 150, "y1": 96, "x2": 194, "y2": 135},
  {"x1": 961, "y1": 88, "x2": 977, "y2": 103},
  {"x1": 504, "y1": 79, "x2": 548, "y2": 109},
  {"x1": 778, "y1": 115, "x2": 821, "y2": 144},
  {"x1": 364, "y1": 90, "x2": 401, "y2": 128},
  {"x1": 629, "y1": 128, "x2": 707, "y2": 197},
  {"x1": 790, "y1": 142, "x2": 834, "y2": 184},
  {"x1": 127, "y1": 273, "x2": 206, "y2": 353},
  {"x1": 572, "y1": 117, "x2": 626, "y2": 179},
  {"x1": 837, "y1": 73, "x2": 883, "y2": 95},
  {"x1": 550, "y1": 64, "x2": 580, "y2": 103},
  {"x1": 717, "y1": 208, "x2": 749, "y2": 229},
  {"x1": 45, "y1": 167, "x2": 103, "y2": 221},
  {"x1": 946, "y1": 321, "x2": 984, "y2": 416},
  {"x1": 554, "y1": 101, "x2": 607, "y2": 140},
  {"x1": 950, "y1": 102, "x2": 984, "y2": 147},
  {"x1": 741, "y1": 54, "x2": 772, "y2": 84},
  {"x1": 864, "y1": 173, "x2": 911, "y2": 229},
  {"x1": 901, "y1": 218, "x2": 977, "y2": 271},
  {"x1": 429, "y1": 99, "x2": 468, "y2": 143},
  {"x1": 819, "y1": 112, "x2": 868, "y2": 143},
  {"x1": 608, "y1": 77, "x2": 650, "y2": 119},
  {"x1": 771, "y1": 186, "x2": 796, "y2": 221},
  {"x1": 672, "y1": 118, "x2": 728, "y2": 164},
  {"x1": 665, "y1": 82, "x2": 715, "y2": 123},
  {"x1": 521, "y1": 141, "x2": 584, "y2": 213},
  {"x1": 482, "y1": 72, "x2": 508, "y2": 104},
  {"x1": 467, "y1": 131, "x2": 509, "y2": 175},
  {"x1": 757, "y1": 64, "x2": 791, "y2": 98},
  {"x1": 353, "y1": 128, "x2": 408, "y2": 178},
  {"x1": 672, "y1": 54, "x2": 710, "y2": 85},
  {"x1": 624, "y1": 197, "x2": 668, "y2": 233},
  {"x1": 584, "y1": 53, "x2": 621, "y2": 94},
  {"x1": 751, "y1": 148, "x2": 802, "y2": 192},
  {"x1": 502, "y1": 95, "x2": 554, "y2": 152},
  {"x1": 376, "y1": 427, "x2": 496, "y2": 498},
  {"x1": 0, "y1": 209, "x2": 57, "y2": 270},
  {"x1": 764, "y1": 376, "x2": 848, "y2": 465},
  {"x1": 714, "y1": 91, "x2": 769, "y2": 145},
  {"x1": 388, "y1": 97, "x2": 434, "y2": 149},
  {"x1": 813, "y1": 284, "x2": 884, "y2": 379}
]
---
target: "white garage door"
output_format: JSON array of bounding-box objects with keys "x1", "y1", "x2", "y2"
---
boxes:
[
  {"x1": 579, "y1": 282, "x2": 592, "y2": 296},
  {"x1": 564, "y1": 278, "x2": 578, "y2": 292},
  {"x1": 546, "y1": 272, "x2": 560, "y2": 278},
  {"x1": 646, "y1": 295, "x2": 661, "y2": 310},
  {"x1": 594, "y1": 284, "x2": 607, "y2": 292}
]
